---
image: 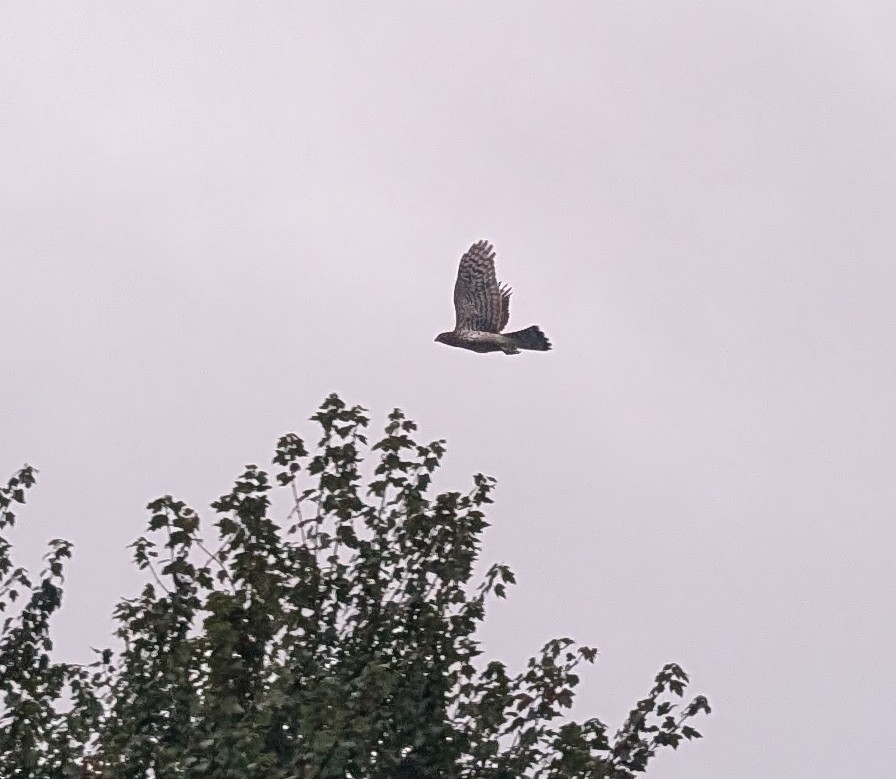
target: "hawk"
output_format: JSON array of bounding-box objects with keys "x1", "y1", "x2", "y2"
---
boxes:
[{"x1": 435, "y1": 240, "x2": 552, "y2": 355}]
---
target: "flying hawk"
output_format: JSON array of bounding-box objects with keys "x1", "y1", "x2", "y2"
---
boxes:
[{"x1": 435, "y1": 240, "x2": 552, "y2": 355}]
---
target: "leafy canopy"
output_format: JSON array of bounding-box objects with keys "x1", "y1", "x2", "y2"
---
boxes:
[{"x1": 0, "y1": 394, "x2": 709, "y2": 778}]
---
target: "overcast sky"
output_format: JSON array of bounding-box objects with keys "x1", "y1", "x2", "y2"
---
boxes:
[{"x1": 3, "y1": 3, "x2": 895, "y2": 777}]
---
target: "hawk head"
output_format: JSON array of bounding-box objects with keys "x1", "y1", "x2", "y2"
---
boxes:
[{"x1": 434, "y1": 331, "x2": 453, "y2": 346}]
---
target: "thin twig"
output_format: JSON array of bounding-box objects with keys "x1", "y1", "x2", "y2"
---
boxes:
[{"x1": 196, "y1": 539, "x2": 236, "y2": 592}]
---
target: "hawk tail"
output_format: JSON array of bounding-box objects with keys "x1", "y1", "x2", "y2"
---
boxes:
[{"x1": 507, "y1": 325, "x2": 552, "y2": 351}]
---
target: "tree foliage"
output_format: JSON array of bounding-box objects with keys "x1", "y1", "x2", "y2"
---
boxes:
[{"x1": 0, "y1": 394, "x2": 710, "y2": 778}]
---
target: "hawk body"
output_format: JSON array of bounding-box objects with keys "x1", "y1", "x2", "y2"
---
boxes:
[{"x1": 435, "y1": 241, "x2": 552, "y2": 355}]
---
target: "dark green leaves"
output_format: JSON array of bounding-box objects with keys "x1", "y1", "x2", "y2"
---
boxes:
[{"x1": 0, "y1": 396, "x2": 710, "y2": 778}]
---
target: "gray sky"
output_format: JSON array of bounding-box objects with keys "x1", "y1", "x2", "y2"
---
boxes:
[{"x1": 3, "y1": 3, "x2": 895, "y2": 777}]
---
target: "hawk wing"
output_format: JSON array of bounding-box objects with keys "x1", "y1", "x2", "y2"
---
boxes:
[{"x1": 453, "y1": 240, "x2": 512, "y2": 333}]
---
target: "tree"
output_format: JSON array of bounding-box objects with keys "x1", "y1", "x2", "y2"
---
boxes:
[{"x1": 0, "y1": 394, "x2": 710, "y2": 778}]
